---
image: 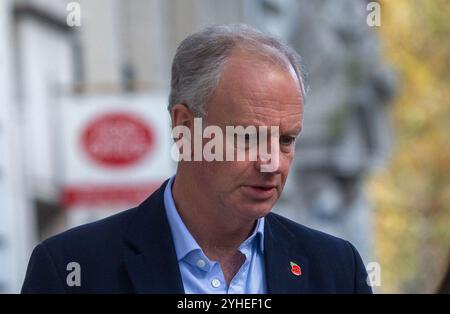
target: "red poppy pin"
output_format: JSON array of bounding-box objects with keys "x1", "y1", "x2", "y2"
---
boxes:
[{"x1": 290, "y1": 261, "x2": 302, "y2": 276}]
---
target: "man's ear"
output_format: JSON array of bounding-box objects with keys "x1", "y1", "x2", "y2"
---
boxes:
[{"x1": 170, "y1": 104, "x2": 195, "y2": 129}]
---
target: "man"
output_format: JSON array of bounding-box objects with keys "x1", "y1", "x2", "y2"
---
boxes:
[{"x1": 22, "y1": 24, "x2": 372, "y2": 294}]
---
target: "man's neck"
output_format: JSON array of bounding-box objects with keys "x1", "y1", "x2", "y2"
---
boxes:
[{"x1": 171, "y1": 172, "x2": 256, "y2": 260}]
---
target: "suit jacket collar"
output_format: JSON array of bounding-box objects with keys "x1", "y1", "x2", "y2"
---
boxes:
[
  {"x1": 123, "y1": 179, "x2": 185, "y2": 293},
  {"x1": 264, "y1": 214, "x2": 309, "y2": 293},
  {"x1": 123, "y1": 179, "x2": 309, "y2": 294}
]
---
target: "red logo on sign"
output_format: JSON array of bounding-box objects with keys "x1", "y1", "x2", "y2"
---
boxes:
[{"x1": 81, "y1": 112, "x2": 154, "y2": 167}]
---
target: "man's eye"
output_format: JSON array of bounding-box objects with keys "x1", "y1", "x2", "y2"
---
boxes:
[{"x1": 280, "y1": 136, "x2": 295, "y2": 146}]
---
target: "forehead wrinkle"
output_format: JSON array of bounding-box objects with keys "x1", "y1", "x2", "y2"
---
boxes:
[
  {"x1": 236, "y1": 105, "x2": 303, "y2": 127},
  {"x1": 228, "y1": 95, "x2": 303, "y2": 124},
  {"x1": 232, "y1": 112, "x2": 302, "y2": 131},
  {"x1": 231, "y1": 92, "x2": 302, "y2": 113},
  {"x1": 233, "y1": 84, "x2": 302, "y2": 110}
]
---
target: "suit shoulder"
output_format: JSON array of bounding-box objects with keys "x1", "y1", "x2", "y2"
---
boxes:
[
  {"x1": 268, "y1": 212, "x2": 353, "y2": 254},
  {"x1": 41, "y1": 207, "x2": 138, "y2": 252}
]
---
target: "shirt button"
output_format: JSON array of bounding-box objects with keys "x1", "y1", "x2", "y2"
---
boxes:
[
  {"x1": 196, "y1": 259, "x2": 206, "y2": 268},
  {"x1": 211, "y1": 279, "x2": 221, "y2": 288}
]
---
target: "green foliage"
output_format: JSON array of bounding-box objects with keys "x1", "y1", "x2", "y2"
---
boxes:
[{"x1": 370, "y1": 0, "x2": 450, "y2": 293}]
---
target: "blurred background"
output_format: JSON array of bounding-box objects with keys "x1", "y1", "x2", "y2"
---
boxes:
[{"x1": 0, "y1": 0, "x2": 449, "y2": 293}]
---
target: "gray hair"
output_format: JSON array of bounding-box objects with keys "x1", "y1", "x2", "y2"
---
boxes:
[{"x1": 168, "y1": 24, "x2": 308, "y2": 117}]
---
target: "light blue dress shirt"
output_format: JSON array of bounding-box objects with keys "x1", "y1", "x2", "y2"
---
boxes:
[{"x1": 163, "y1": 176, "x2": 267, "y2": 294}]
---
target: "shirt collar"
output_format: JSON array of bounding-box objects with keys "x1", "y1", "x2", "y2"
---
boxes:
[{"x1": 163, "y1": 175, "x2": 265, "y2": 262}]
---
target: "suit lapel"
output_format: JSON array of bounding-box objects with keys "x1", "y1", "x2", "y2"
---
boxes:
[
  {"x1": 122, "y1": 180, "x2": 310, "y2": 294},
  {"x1": 264, "y1": 213, "x2": 309, "y2": 294},
  {"x1": 123, "y1": 180, "x2": 185, "y2": 294}
]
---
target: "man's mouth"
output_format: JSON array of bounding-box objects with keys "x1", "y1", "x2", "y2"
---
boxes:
[{"x1": 241, "y1": 184, "x2": 277, "y2": 200}]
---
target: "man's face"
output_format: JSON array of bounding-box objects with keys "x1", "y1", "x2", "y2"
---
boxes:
[{"x1": 192, "y1": 51, "x2": 304, "y2": 222}]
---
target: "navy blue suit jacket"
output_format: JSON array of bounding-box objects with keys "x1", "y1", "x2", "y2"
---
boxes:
[{"x1": 22, "y1": 180, "x2": 372, "y2": 294}]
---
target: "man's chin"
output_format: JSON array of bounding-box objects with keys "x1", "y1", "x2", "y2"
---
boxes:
[{"x1": 236, "y1": 202, "x2": 274, "y2": 220}]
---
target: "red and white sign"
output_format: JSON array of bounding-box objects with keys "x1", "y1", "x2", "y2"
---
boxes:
[
  {"x1": 59, "y1": 93, "x2": 173, "y2": 214},
  {"x1": 61, "y1": 183, "x2": 161, "y2": 208},
  {"x1": 81, "y1": 112, "x2": 155, "y2": 168}
]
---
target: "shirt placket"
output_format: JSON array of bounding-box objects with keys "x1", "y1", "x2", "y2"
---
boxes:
[{"x1": 227, "y1": 243, "x2": 252, "y2": 294}]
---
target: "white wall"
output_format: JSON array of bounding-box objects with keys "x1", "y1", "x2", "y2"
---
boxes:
[
  {"x1": 17, "y1": 13, "x2": 74, "y2": 203},
  {"x1": 0, "y1": 0, "x2": 36, "y2": 293}
]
